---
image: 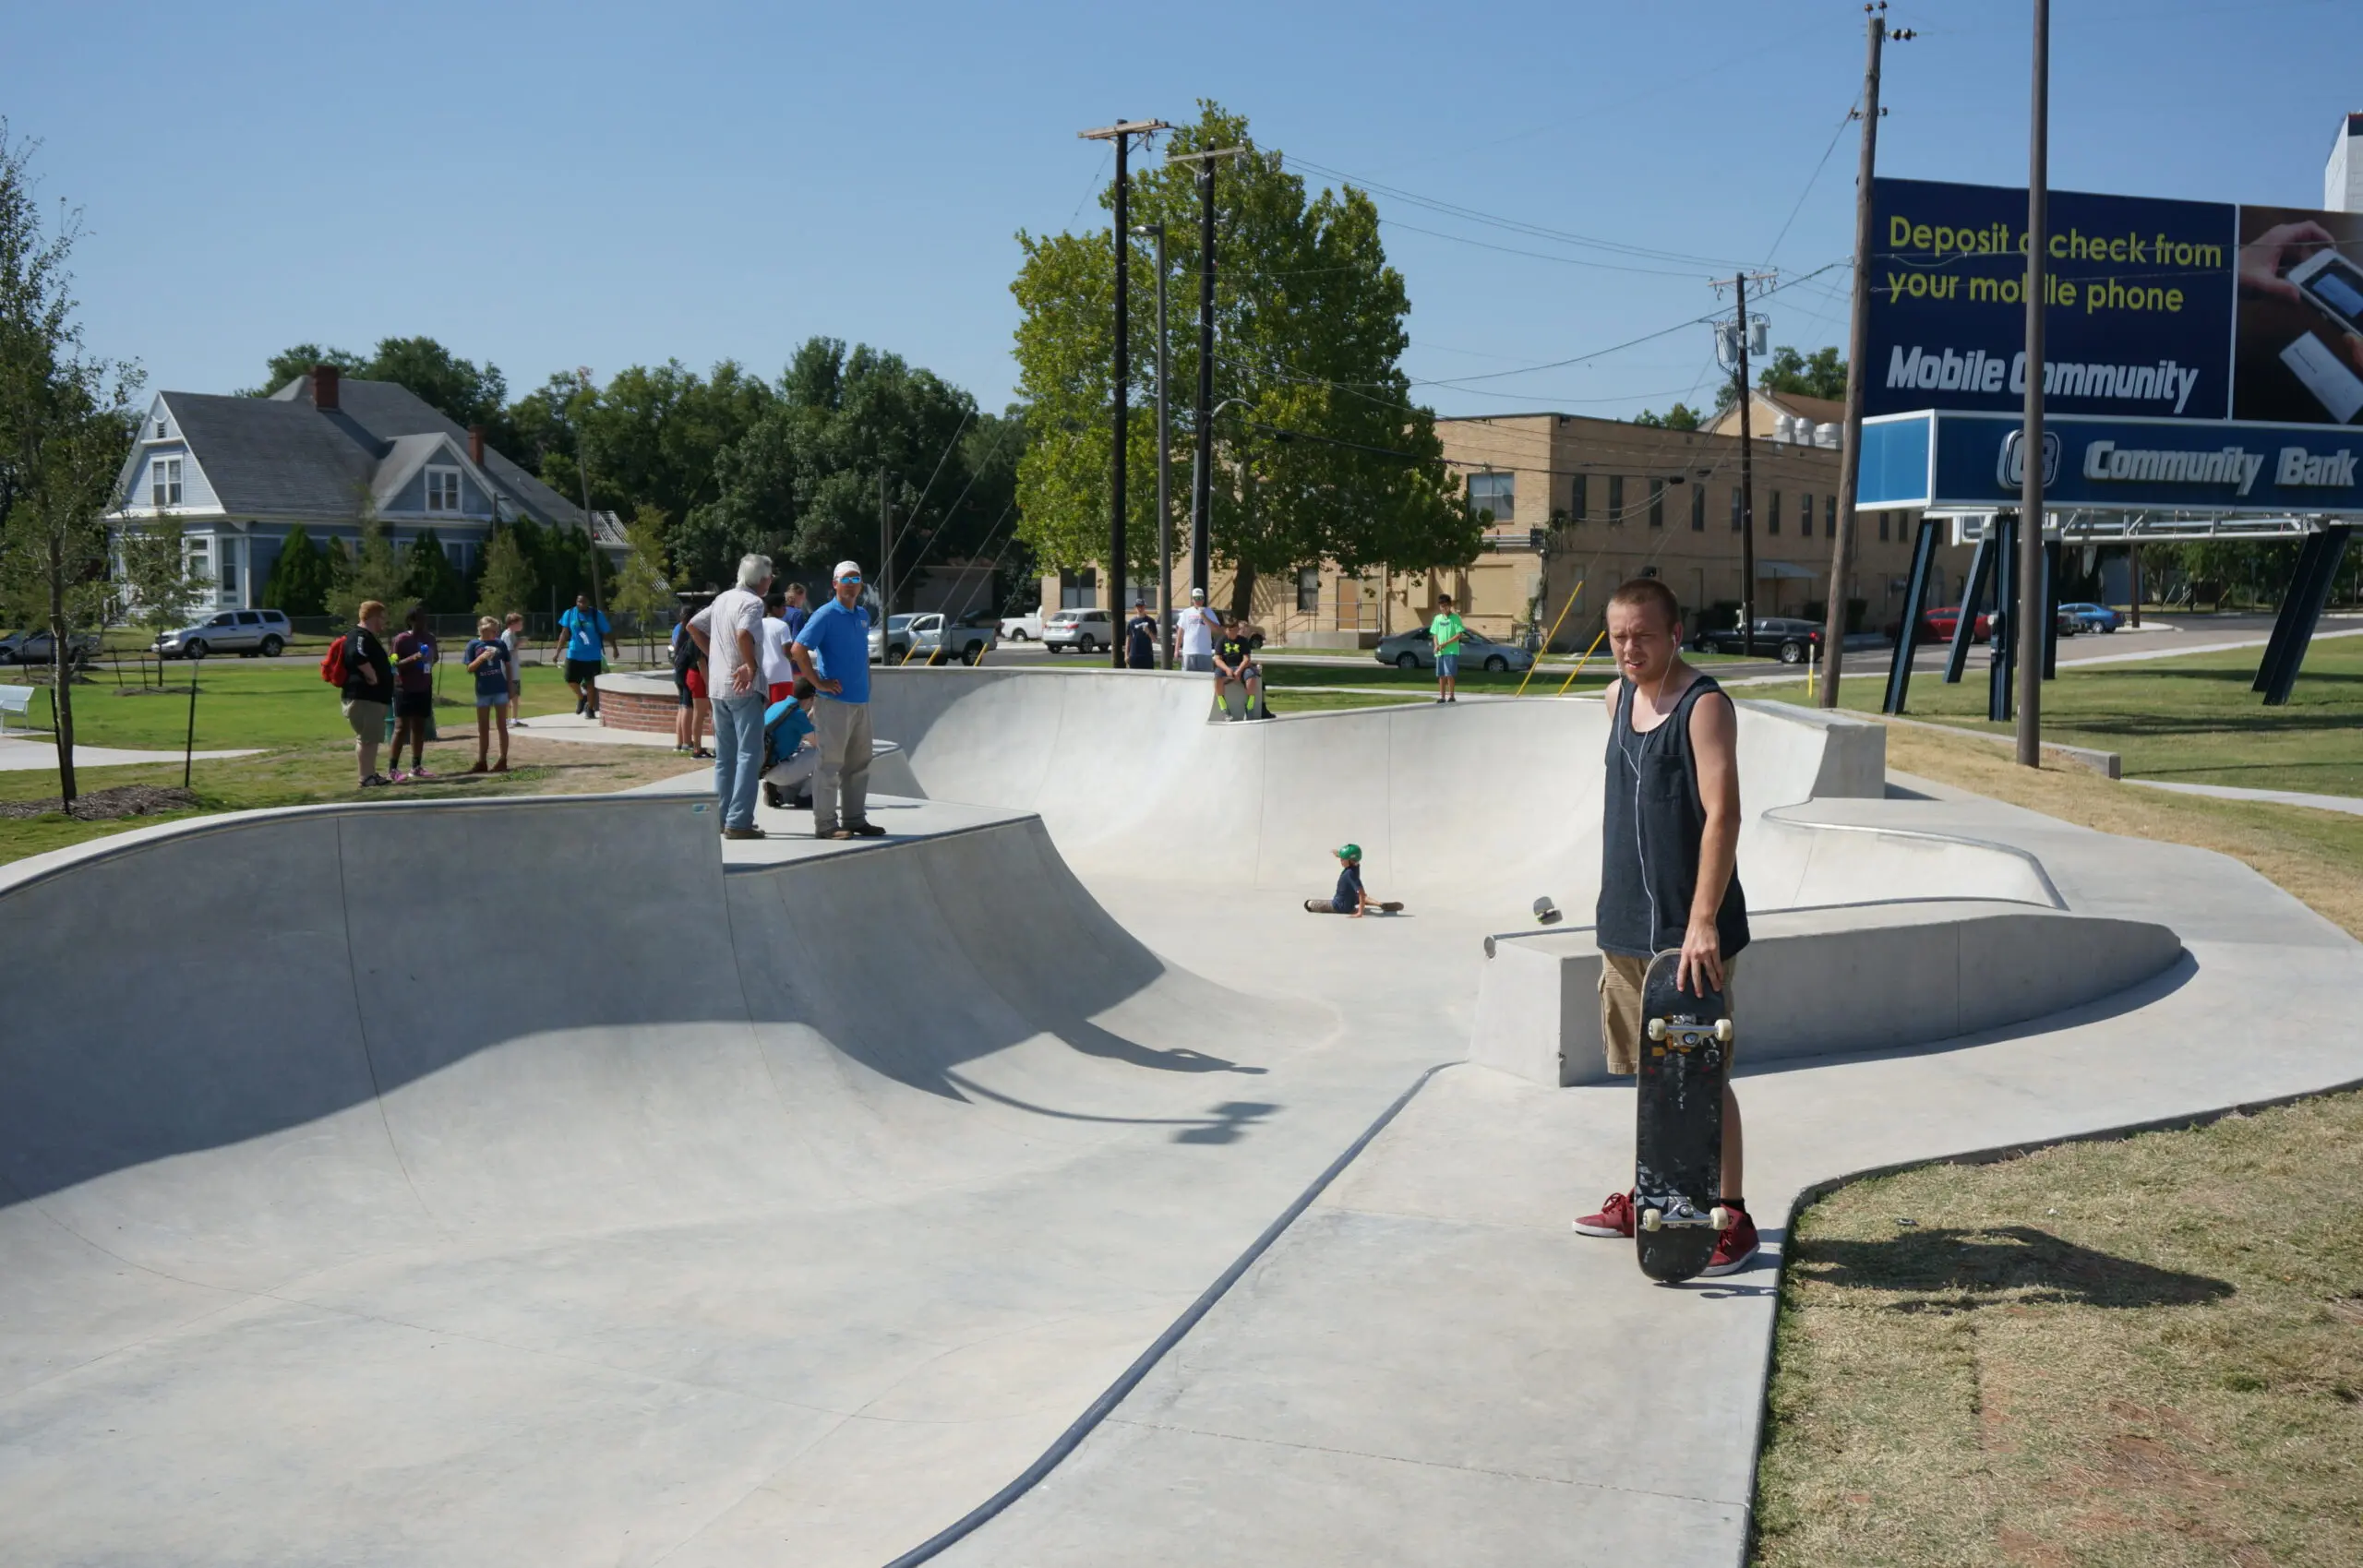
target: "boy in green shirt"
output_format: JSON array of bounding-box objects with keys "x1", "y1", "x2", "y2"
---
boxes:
[{"x1": 1429, "y1": 594, "x2": 1466, "y2": 704}]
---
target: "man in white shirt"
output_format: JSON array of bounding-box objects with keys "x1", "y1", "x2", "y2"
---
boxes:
[
  {"x1": 760, "y1": 591, "x2": 798, "y2": 700},
  {"x1": 1174, "y1": 586, "x2": 1221, "y2": 673},
  {"x1": 690, "y1": 553, "x2": 774, "y2": 841}
]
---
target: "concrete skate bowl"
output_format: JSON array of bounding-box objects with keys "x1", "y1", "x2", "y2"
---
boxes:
[{"x1": 0, "y1": 794, "x2": 1373, "y2": 1566}]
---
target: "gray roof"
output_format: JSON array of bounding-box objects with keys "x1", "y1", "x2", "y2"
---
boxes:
[
  {"x1": 268, "y1": 376, "x2": 585, "y2": 528},
  {"x1": 114, "y1": 377, "x2": 584, "y2": 530}
]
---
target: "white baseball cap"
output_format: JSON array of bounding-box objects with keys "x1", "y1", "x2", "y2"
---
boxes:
[
  {"x1": 1190, "y1": 586, "x2": 1206, "y2": 600},
  {"x1": 834, "y1": 560, "x2": 863, "y2": 581}
]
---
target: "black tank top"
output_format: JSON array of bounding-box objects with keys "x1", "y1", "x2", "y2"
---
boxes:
[{"x1": 1595, "y1": 673, "x2": 1750, "y2": 960}]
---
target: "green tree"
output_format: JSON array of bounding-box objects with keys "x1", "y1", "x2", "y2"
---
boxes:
[
  {"x1": 401, "y1": 527, "x2": 468, "y2": 614},
  {"x1": 1759, "y1": 345, "x2": 1847, "y2": 401},
  {"x1": 474, "y1": 523, "x2": 536, "y2": 622},
  {"x1": 115, "y1": 512, "x2": 203, "y2": 652},
  {"x1": 259, "y1": 521, "x2": 334, "y2": 616},
  {"x1": 364, "y1": 335, "x2": 510, "y2": 438},
  {"x1": 607, "y1": 503, "x2": 678, "y2": 660},
  {"x1": 1011, "y1": 102, "x2": 1474, "y2": 619},
  {"x1": 1635, "y1": 402, "x2": 1704, "y2": 430},
  {"x1": 331, "y1": 513, "x2": 408, "y2": 624},
  {"x1": 243, "y1": 342, "x2": 366, "y2": 397},
  {"x1": 0, "y1": 123, "x2": 142, "y2": 806}
]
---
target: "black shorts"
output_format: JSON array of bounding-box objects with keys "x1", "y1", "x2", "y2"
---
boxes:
[
  {"x1": 675, "y1": 670, "x2": 695, "y2": 709},
  {"x1": 565, "y1": 658, "x2": 603, "y2": 683},
  {"x1": 393, "y1": 688, "x2": 434, "y2": 720}
]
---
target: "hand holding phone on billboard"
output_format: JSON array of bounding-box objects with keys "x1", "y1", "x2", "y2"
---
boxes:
[{"x1": 2238, "y1": 220, "x2": 2339, "y2": 304}]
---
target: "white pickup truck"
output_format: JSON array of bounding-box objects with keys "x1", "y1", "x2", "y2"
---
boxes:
[
  {"x1": 880, "y1": 612, "x2": 997, "y2": 665},
  {"x1": 997, "y1": 610, "x2": 1045, "y2": 642}
]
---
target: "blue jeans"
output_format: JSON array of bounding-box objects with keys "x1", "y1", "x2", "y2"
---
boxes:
[{"x1": 712, "y1": 692, "x2": 765, "y2": 831}]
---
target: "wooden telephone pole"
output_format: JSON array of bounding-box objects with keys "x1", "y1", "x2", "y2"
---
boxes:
[
  {"x1": 1821, "y1": 4, "x2": 1912, "y2": 704},
  {"x1": 1078, "y1": 118, "x2": 1170, "y2": 665}
]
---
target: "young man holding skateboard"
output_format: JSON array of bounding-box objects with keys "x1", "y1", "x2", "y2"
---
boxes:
[
  {"x1": 1429, "y1": 593, "x2": 1466, "y2": 703},
  {"x1": 1571, "y1": 578, "x2": 1757, "y2": 1276}
]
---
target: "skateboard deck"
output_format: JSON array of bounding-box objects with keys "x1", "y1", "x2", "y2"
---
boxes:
[{"x1": 1633, "y1": 949, "x2": 1733, "y2": 1284}]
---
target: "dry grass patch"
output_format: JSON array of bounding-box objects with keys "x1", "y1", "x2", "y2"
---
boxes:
[
  {"x1": 1877, "y1": 723, "x2": 2363, "y2": 939},
  {"x1": 1753, "y1": 1092, "x2": 2363, "y2": 1567}
]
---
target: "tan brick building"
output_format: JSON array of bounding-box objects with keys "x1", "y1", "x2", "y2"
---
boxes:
[{"x1": 1039, "y1": 402, "x2": 1973, "y2": 651}]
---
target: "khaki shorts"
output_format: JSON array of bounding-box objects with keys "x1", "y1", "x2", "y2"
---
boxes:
[
  {"x1": 1599, "y1": 951, "x2": 1741, "y2": 1077},
  {"x1": 341, "y1": 698, "x2": 388, "y2": 740}
]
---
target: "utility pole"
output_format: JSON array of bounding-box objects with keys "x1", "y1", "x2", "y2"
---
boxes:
[
  {"x1": 878, "y1": 469, "x2": 891, "y2": 619},
  {"x1": 1170, "y1": 144, "x2": 1246, "y2": 602},
  {"x1": 1822, "y1": 4, "x2": 1913, "y2": 706},
  {"x1": 1716, "y1": 278, "x2": 1773, "y2": 658},
  {"x1": 573, "y1": 368, "x2": 607, "y2": 641},
  {"x1": 1134, "y1": 221, "x2": 1175, "y2": 666},
  {"x1": 2017, "y1": 0, "x2": 2050, "y2": 765},
  {"x1": 1079, "y1": 120, "x2": 1169, "y2": 667}
]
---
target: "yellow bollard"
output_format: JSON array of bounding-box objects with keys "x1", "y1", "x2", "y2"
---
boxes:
[{"x1": 1555, "y1": 627, "x2": 1611, "y2": 696}]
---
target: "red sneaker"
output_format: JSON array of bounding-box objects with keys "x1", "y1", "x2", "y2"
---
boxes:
[
  {"x1": 1571, "y1": 1191, "x2": 1635, "y2": 1238},
  {"x1": 1701, "y1": 1208, "x2": 1759, "y2": 1276}
]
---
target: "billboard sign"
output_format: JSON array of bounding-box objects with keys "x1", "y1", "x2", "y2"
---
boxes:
[
  {"x1": 1858, "y1": 410, "x2": 2363, "y2": 515},
  {"x1": 1868, "y1": 177, "x2": 2363, "y2": 429}
]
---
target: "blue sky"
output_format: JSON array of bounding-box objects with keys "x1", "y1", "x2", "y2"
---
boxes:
[{"x1": 6, "y1": 0, "x2": 2357, "y2": 420}]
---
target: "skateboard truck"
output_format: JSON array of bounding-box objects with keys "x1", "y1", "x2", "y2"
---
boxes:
[
  {"x1": 1637, "y1": 1197, "x2": 1733, "y2": 1232},
  {"x1": 1646, "y1": 1017, "x2": 1733, "y2": 1048},
  {"x1": 1532, "y1": 896, "x2": 1562, "y2": 926}
]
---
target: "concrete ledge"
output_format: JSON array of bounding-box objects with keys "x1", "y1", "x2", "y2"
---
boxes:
[{"x1": 1470, "y1": 900, "x2": 2184, "y2": 1087}]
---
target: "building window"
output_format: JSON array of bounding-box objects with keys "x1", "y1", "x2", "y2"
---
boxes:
[
  {"x1": 1296, "y1": 565, "x2": 1321, "y2": 612},
  {"x1": 150, "y1": 457, "x2": 183, "y2": 508},
  {"x1": 426, "y1": 467, "x2": 462, "y2": 512},
  {"x1": 1691, "y1": 485, "x2": 1705, "y2": 532},
  {"x1": 1570, "y1": 473, "x2": 1587, "y2": 522},
  {"x1": 1879, "y1": 513, "x2": 1891, "y2": 543},
  {"x1": 1468, "y1": 471, "x2": 1514, "y2": 524},
  {"x1": 185, "y1": 536, "x2": 210, "y2": 590},
  {"x1": 1827, "y1": 494, "x2": 1838, "y2": 536},
  {"x1": 1731, "y1": 488, "x2": 1743, "y2": 532},
  {"x1": 153, "y1": 417, "x2": 167, "y2": 439},
  {"x1": 1607, "y1": 475, "x2": 1625, "y2": 524},
  {"x1": 1769, "y1": 491, "x2": 1781, "y2": 535},
  {"x1": 1649, "y1": 479, "x2": 1665, "y2": 529},
  {"x1": 1801, "y1": 492, "x2": 1814, "y2": 538},
  {"x1": 1060, "y1": 569, "x2": 1098, "y2": 609}
]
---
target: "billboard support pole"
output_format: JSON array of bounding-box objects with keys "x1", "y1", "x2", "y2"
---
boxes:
[
  {"x1": 1822, "y1": 3, "x2": 1911, "y2": 707},
  {"x1": 1881, "y1": 514, "x2": 1940, "y2": 715},
  {"x1": 2015, "y1": 0, "x2": 2050, "y2": 766},
  {"x1": 1943, "y1": 526, "x2": 1994, "y2": 685},
  {"x1": 1990, "y1": 513, "x2": 2020, "y2": 724}
]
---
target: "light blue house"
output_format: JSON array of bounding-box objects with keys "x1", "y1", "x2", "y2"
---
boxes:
[{"x1": 107, "y1": 364, "x2": 622, "y2": 610}]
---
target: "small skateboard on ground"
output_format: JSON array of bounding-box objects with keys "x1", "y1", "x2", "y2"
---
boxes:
[
  {"x1": 1633, "y1": 948, "x2": 1733, "y2": 1284},
  {"x1": 1303, "y1": 899, "x2": 1404, "y2": 914}
]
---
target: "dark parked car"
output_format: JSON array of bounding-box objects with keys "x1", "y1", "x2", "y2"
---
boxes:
[{"x1": 1690, "y1": 616, "x2": 1823, "y2": 664}]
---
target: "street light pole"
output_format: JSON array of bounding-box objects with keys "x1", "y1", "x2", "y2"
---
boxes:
[
  {"x1": 1170, "y1": 144, "x2": 1246, "y2": 602},
  {"x1": 1079, "y1": 118, "x2": 1169, "y2": 667},
  {"x1": 1134, "y1": 221, "x2": 1174, "y2": 667},
  {"x1": 2017, "y1": 0, "x2": 2050, "y2": 765}
]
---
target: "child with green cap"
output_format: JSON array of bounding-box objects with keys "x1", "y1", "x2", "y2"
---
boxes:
[{"x1": 1304, "y1": 844, "x2": 1403, "y2": 916}]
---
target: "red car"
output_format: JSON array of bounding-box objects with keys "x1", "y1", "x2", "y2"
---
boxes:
[{"x1": 1887, "y1": 605, "x2": 1992, "y2": 645}]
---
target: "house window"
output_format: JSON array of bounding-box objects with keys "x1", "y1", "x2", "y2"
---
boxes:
[
  {"x1": 1691, "y1": 485, "x2": 1706, "y2": 532},
  {"x1": 426, "y1": 467, "x2": 462, "y2": 512},
  {"x1": 1801, "y1": 492, "x2": 1814, "y2": 538},
  {"x1": 150, "y1": 457, "x2": 183, "y2": 508},
  {"x1": 1607, "y1": 475, "x2": 1625, "y2": 524},
  {"x1": 1296, "y1": 566, "x2": 1321, "y2": 612},
  {"x1": 1571, "y1": 473, "x2": 1588, "y2": 522},
  {"x1": 1827, "y1": 495, "x2": 1838, "y2": 536},
  {"x1": 1468, "y1": 471, "x2": 1514, "y2": 524},
  {"x1": 154, "y1": 417, "x2": 168, "y2": 439},
  {"x1": 1769, "y1": 491, "x2": 1781, "y2": 535},
  {"x1": 185, "y1": 535, "x2": 211, "y2": 590},
  {"x1": 1648, "y1": 479, "x2": 1665, "y2": 529}
]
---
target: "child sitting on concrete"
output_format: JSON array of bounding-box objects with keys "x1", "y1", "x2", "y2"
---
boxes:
[{"x1": 1304, "y1": 843, "x2": 1403, "y2": 916}]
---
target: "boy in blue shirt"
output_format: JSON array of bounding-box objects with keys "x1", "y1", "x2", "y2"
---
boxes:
[
  {"x1": 1303, "y1": 844, "x2": 1403, "y2": 916},
  {"x1": 558, "y1": 592, "x2": 614, "y2": 717},
  {"x1": 787, "y1": 560, "x2": 880, "y2": 840}
]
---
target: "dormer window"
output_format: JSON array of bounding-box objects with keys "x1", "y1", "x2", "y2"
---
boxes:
[
  {"x1": 154, "y1": 417, "x2": 168, "y2": 439},
  {"x1": 426, "y1": 467, "x2": 462, "y2": 512},
  {"x1": 151, "y1": 457, "x2": 183, "y2": 508}
]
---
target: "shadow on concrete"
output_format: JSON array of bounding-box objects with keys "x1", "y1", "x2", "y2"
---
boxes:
[{"x1": 1792, "y1": 1224, "x2": 2234, "y2": 1311}]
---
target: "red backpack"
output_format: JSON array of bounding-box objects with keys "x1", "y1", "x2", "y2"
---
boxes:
[{"x1": 319, "y1": 633, "x2": 350, "y2": 687}]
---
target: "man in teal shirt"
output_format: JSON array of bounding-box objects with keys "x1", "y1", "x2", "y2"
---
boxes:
[
  {"x1": 1429, "y1": 593, "x2": 1466, "y2": 705},
  {"x1": 558, "y1": 592, "x2": 615, "y2": 718}
]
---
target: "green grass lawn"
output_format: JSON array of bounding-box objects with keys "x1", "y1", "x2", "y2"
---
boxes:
[{"x1": 1758, "y1": 634, "x2": 2363, "y2": 796}]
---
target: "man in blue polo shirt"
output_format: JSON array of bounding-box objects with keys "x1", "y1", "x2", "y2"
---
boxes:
[{"x1": 788, "y1": 560, "x2": 879, "y2": 840}]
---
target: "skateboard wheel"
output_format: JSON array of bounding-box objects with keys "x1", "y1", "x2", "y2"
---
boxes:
[
  {"x1": 1646, "y1": 1019, "x2": 1667, "y2": 1042},
  {"x1": 1713, "y1": 1019, "x2": 1733, "y2": 1043},
  {"x1": 1639, "y1": 1208, "x2": 1662, "y2": 1233},
  {"x1": 1710, "y1": 1205, "x2": 1733, "y2": 1231}
]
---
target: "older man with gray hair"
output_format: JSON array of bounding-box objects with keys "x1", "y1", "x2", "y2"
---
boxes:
[
  {"x1": 690, "y1": 553, "x2": 774, "y2": 840},
  {"x1": 788, "y1": 559, "x2": 882, "y2": 839}
]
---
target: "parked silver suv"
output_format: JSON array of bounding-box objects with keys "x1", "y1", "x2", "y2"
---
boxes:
[{"x1": 156, "y1": 608, "x2": 292, "y2": 659}]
